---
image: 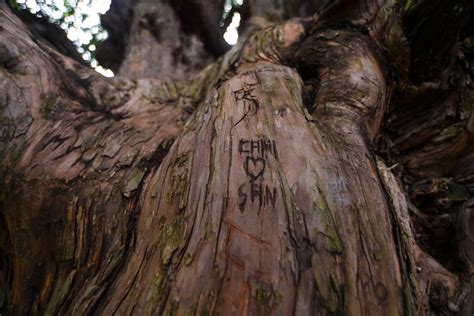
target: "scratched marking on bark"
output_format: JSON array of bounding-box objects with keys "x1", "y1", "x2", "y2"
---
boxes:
[
  {"x1": 238, "y1": 139, "x2": 279, "y2": 160},
  {"x1": 237, "y1": 138, "x2": 278, "y2": 211},
  {"x1": 233, "y1": 76, "x2": 260, "y2": 126}
]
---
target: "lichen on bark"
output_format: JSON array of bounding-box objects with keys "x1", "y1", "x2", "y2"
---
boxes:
[{"x1": 1, "y1": 0, "x2": 474, "y2": 314}]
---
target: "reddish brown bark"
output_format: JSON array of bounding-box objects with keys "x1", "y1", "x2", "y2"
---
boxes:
[{"x1": 1, "y1": 0, "x2": 474, "y2": 314}]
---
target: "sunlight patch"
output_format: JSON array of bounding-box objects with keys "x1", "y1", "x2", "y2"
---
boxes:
[
  {"x1": 223, "y1": 12, "x2": 241, "y2": 45},
  {"x1": 15, "y1": 0, "x2": 114, "y2": 77}
]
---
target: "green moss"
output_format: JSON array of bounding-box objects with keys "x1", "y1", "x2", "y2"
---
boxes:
[
  {"x1": 327, "y1": 273, "x2": 341, "y2": 313},
  {"x1": 166, "y1": 152, "x2": 192, "y2": 210},
  {"x1": 431, "y1": 124, "x2": 463, "y2": 144},
  {"x1": 167, "y1": 82, "x2": 178, "y2": 99},
  {"x1": 254, "y1": 286, "x2": 281, "y2": 308},
  {"x1": 314, "y1": 193, "x2": 327, "y2": 212},
  {"x1": 273, "y1": 290, "x2": 282, "y2": 305},
  {"x1": 255, "y1": 287, "x2": 272, "y2": 304},
  {"x1": 315, "y1": 193, "x2": 342, "y2": 254},
  {"x1": 145, "y1": 269, "x2": 167, "y2": 315},
  {"x1": 123, "y1": 168, "x2": 146, "y2": 197},
  {"x1": 150, "y1": 85, "x2": 167, "y2": 102},
  {"x1": 113, "y1": 78, "x2": 136, "y2": 91},
  {"x1": 316, "y1": 29, "x2": 340, "y2": 41},
  {"x1": 146, "y1": 215, "x2": 187, "y2": 312},
  {"x1": 165, "y1": 300, "x2": 180, "y2": 316},
  {"x1": 183, "y1": 253, "x2": 193, "y2": 266},
  {"x1": 43, "y1": 272, "x2": 76, "y2": 315},
  {"x1": 403, "y1": 0, "x2": 414, "y2": 11},
  {"x1": 159, "y1": 216, "x2": 186, "y2": 267},
  {"x1": 8, "y1": 142, "x2": 26, "y2": 163},
  {"x1": 326, "y1": 231, "x2": 342, "y2": 254},
  {"x1": 61, "y1": 218, "x2": 75, "y2": 260},
  {"x1": 165, "y1": 171, "x2": 190, "y2": 208},
  {"x1": 40, "y1": 92, "x2": 59, "y2": 119}
]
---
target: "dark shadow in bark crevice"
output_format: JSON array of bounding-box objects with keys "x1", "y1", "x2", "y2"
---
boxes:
[{"x1": 0, "y1": 201, "x2": 12, "y2": 313}]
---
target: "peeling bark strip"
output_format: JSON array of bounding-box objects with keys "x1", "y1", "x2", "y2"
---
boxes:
[{"x1": 1, "y1": 0, "x2": 474, "y2": 314}]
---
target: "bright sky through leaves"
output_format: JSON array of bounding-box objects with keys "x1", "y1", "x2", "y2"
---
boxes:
[
  {"x1": 16, "y1": 0, "x2": 114, "y2": 77},
  {"x1": 17, "y1": 0, "x2": 243, "y2": 76},
  {"x1": 223, "y1": 12, "x2": 241, "y2": 45},
  {"x1": 222, "y1": 0, "x2": 243, "y2": 45}
]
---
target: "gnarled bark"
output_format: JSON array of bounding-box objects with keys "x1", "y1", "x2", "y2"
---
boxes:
[{"x1": 1, "y1": 0, "x2": 473, "y2": 314}]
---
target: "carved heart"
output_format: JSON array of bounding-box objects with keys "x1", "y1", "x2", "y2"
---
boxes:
[{"x1": 244, "y1": 156, "x2": 265, "y2": 179}]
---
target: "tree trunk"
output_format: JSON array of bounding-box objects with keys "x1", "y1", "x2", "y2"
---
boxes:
[{"x1": 1, "y1": 0, "x2": 473, "y2": 314}]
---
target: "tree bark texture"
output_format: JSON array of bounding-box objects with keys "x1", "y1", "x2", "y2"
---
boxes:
[{"x1": 1, "y1": 0, "x2": 474, "y2": 314}]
